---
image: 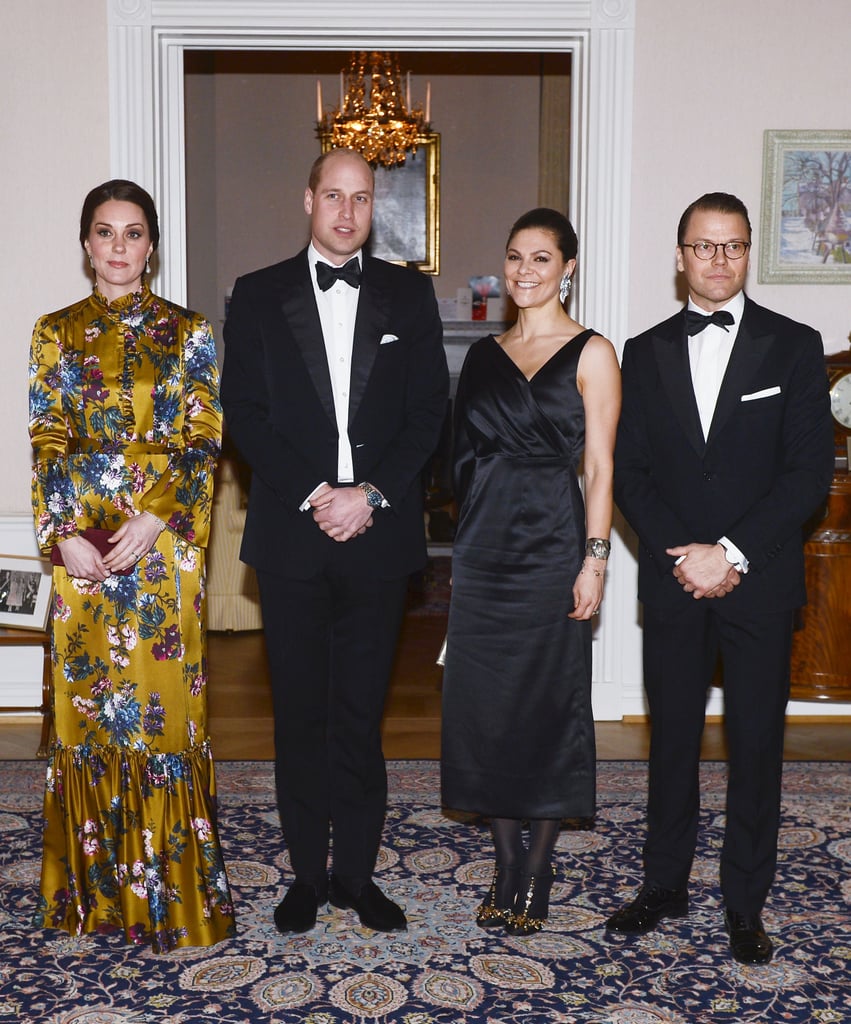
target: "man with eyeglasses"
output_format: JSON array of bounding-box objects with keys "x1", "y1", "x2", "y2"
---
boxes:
[{"x1": 609, "y1": 192, "x2": 833, "y2": 963}]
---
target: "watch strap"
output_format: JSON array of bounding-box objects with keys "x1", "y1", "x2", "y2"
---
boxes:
[{"x1": 358, "y1": 481, "x2": 387, "y2": 509}]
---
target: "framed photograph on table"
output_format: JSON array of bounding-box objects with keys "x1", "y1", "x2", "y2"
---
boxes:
[
  {"x1": 0, "y1": 555, "x2": 52, "y2": 630},
  {"x1": 759, "y1": 129, "x2": 851, "y2": 283}
]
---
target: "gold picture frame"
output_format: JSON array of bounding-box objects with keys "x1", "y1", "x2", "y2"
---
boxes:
[
  {"x1": 759, "y1": 129, "x2": 851, "y2": 284},
  {"x1": 0, "y1": 555, "x2": 53, "y2": 631},
  {"x1": 321, "y1": 133, "x2": 440, "y2": 274}
]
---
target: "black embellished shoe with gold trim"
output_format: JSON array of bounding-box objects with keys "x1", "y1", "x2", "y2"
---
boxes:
[
  {"x1": 504, "y1": 867, "x2": 556, "y2": 935},
  {"x1": 475, "y1": 864, "x2": 520, "y2": 929}
]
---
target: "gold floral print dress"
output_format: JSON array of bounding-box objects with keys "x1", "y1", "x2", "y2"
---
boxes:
[{"x1": 28, "y1": 284, "x2": 235, "y2": 952}]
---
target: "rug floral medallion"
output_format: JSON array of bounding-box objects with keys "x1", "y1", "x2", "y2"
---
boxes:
[{"x1": 1, "y1": 759, "x2": 849, "y2": 1023}]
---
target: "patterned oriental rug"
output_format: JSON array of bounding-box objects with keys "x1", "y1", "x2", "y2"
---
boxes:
[{"x1": 1, "y1": 760, "x2": 849, "y2": 1023}]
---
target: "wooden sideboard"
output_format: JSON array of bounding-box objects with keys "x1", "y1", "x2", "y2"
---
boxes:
[{"x1": 790, "y1": 462, "x2": 851, "y2": 701}]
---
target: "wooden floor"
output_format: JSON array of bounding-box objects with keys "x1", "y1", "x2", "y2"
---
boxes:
[{"x1": 1, "y1": 615, "x2": 849, "y2": 761}]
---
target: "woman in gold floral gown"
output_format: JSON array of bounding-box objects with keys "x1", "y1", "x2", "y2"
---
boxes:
[{"x1": 28, "y1": 180, "x2": 235, "y2": 952}]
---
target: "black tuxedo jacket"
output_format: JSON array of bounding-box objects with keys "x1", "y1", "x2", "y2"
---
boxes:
[
  {"x1": 614, "y1": 296, "x2": 834, "y2": 613},
  {"x1": 221, "y1": 249, "x2": 448, "y2": 580}
]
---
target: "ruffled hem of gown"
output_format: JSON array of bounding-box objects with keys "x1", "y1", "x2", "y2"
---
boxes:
[{"x1": 34, "y1": 738, "x2": 236, "y2": 952}]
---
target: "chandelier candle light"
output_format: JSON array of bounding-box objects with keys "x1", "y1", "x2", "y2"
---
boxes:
[{"x1": 316, "y1": 52, "x2": 431, "y2": 168}]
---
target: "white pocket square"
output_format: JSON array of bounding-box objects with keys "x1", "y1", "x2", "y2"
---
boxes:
[
  {"x1": 741, "y1": 386, "x2": 781, "y2": 402},
  {"x1": 380, "y1": 333, "x2": 399, "y2": 345}
]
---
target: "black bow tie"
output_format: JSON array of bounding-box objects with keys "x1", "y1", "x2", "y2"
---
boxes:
[
  {"x1": 686, "y1": 309, "x2": 735, "y2": 336},
  {"x1": 316, "y1": 258, "x2": 362, "y2": 291}
]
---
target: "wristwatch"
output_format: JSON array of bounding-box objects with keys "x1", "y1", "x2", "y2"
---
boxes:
[{"x1": 358, "y1": 481, "x2": 386, "y2": 509}]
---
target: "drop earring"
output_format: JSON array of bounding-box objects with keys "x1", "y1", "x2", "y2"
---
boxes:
[
  {"x1": 559, "y1": 273, "x2": 571, "y2": 303},
  {"x1": 145, "y1": 257, "x2": 151, "y2": 275}
]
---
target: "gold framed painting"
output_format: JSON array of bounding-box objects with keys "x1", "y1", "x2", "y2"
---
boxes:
[
  {"x1": 760, "y1": 129, "x2": 851, "y2": 284},
  {"x1": 321, "y1": 133, "x2": 441, "y2": 274}
]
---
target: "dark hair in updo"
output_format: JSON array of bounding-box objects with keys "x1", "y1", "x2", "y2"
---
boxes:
[
  {"x1": 79, "y1": 179, "x2": 160, "y2": 251},
  {"x1": 506, "y1": 207, "x2": 578, "y2": 262}
]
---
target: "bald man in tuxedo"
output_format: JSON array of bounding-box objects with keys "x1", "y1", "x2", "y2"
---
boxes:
[{"x1": 222, "y1": 149, "x2": 448, "y2": 934}]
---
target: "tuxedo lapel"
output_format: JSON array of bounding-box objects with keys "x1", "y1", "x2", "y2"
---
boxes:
[
  {"x1": 706, "y1": 298, "x2": 773, "y2": 446},
  {"x1": 280, "y1": 254, "x2": 337, "y2": 426},
  {"x1": 652, "y1": 311, "x2": 705, "y2": 457},
  {"x1": 348, "y1": 260, "x2": 391, "y2": 425}
]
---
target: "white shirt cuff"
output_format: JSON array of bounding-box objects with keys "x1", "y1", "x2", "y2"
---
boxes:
[
  {"x1": 718, "y1": 536, "x2": 749, "y2": 573},
  {"x1": 299, "y1": 482, "x2": 329, "y2": 512}
]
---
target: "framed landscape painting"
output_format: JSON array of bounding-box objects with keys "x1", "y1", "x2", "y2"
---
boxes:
[{"x1": 760, "y1": 129, "x2": 851, "y2": 283}]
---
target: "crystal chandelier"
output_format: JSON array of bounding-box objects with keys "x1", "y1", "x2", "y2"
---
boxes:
[{"x1": 316, "y1": 52, "x2": 431, "y2": 168}]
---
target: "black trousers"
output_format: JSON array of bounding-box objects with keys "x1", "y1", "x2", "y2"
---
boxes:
[
  {"x1": 257, "y1": 567, "x2": 409, "y2": 885},
  {"x1": 641, "y1": 600, "x2": 793, "y2": 914}
]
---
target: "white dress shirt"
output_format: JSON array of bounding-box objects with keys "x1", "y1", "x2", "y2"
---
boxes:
[
  {"x1": 299, "y1": 243, "x2": 362, "y2": 510},
  {"x1": 310, "y1": 242, "x2": 361, "y2": 483},
  {"x1": 686, "y1": 290, "x2": 748, "y2": 572},
  {"x1": 687, "y1": 290, "x2": 744, "y2": 441}
]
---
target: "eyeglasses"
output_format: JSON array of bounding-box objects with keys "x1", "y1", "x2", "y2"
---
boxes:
[{"x1": 681, "y1": 240, "x2": 751, "y2": 260}]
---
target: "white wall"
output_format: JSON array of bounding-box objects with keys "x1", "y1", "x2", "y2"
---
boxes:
[
  {"x1": 628, "y1": 0, "x2": 850, "y2": 354},
  {"x1": 7, "y1": 0, "x2": 849, "y2": 516},
  {"x1": 1, "y1": 0, "x2": 110, "y2": 516},
  {"x1": 2, "y1": 0, "x2": 849, "y2": 715}
]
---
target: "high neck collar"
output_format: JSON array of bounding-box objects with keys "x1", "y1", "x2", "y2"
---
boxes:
[{"x1": 91, "y1": 283, "x2": 153, "y2": 317}]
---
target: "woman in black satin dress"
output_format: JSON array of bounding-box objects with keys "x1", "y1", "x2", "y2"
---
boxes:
[{"x1": 441, "y1": 208, "x2": 621, "y2": 934}]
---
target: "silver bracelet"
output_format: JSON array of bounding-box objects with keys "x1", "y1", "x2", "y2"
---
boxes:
[
  {"x1": 585, "y1": 537, "x2": 611, "y2": 559},
  {"x1": 142, "y1": 510, "x2": 167, "y2": 533}
]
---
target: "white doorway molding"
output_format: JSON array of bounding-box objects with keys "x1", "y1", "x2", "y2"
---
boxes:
[
  {"x1": 107, "y1": 0, "x2": 635, "y2": 345},
  {"x1": 107, "y1": 0, "x2": 639, "y2": 717}
]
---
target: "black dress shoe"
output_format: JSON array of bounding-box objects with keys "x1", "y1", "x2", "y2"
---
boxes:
[
  {"x1": 724, "y1": 909, "x2": 773, "y2": 964},
  {"x1": 328, "y1": 874, "x2": 407, "y2": 932},
  {"x1": 274, "y1": 881, "x2": 327, "y2": 934},
  {"x1": 605, "y1": 882, "x2": 689, "y2": 934}
]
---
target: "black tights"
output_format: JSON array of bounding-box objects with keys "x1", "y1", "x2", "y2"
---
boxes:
[{"x1": 491, "y1": 817, "x2": 560, "y2": 875}]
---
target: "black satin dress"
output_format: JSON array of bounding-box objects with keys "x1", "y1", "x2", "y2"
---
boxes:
[{"x1": 441, "y1": 331, "x2": 597, "y2": 819}]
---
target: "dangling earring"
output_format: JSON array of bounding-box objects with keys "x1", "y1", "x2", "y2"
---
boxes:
[
  {"x1": 145, "y1": 257, "x2": 151, "y2": 275},
  {"x1": 87, "y1": 253, "x2": 94, "y2": 269},
  {"x1": 559, "y1": 273, "x2": 571, "y2": 303}
]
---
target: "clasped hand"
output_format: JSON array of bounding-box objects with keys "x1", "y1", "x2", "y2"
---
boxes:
[
  {"x1": 55, "y1": 514, "x2": 165, "y2": 582},
  {"x1": 667, "y1": 543, "x2": 741, "y2": 599},
  {"x1": 310, "y1": 485, "x2": 374, "y2": 542}
]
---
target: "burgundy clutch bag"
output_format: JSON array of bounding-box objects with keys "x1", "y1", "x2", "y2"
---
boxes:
[{"x1": 50, "y1": 528, "x2": 134, "y2": 576}]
